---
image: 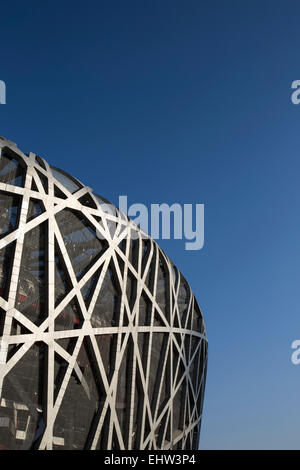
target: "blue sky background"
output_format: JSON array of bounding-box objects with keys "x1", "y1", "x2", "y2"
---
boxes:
[{"x1": 1, "y1": 0, "x2": 300, "y2": 449}]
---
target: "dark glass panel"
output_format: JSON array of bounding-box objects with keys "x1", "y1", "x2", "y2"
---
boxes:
[
  {"x1": 35, "y1": 156, "x2": 46, "y2": 170},
  {"x1": 55, "y1": 338, "x2": 78, "y2": 355},
  {"x1": 153, "y1": 335, "x2": 171, "y2": 447},
  {"x1": 93, "y1": 334, "x2": 114, "y2": 380},
  {"x1": 148, "y1": 333, "x2": 166, "y2": 414},
  {"x1": 172, "y1": 372, "x2": 185, "y2": 437},
  {"x1": 178, "y1": 275, "x2": 190, "y2": 328},
  {"x1": 36, "y1": 170, "x2": 48, "y2": 193},
  {"x1": 0, "y1": 192, "x2": 21, "y2": 237},
  {"x1": 55, "y1": 298, "x2": 83, "y2": 331},
  {"x1": 54, "y1": 242, "x2": 72, "y2": 306},
  {"x1": 190, "y1": 336, "x2": 200, "y2": 390},
  {"x1": 53, "y1": 341, "x2": 101, "y2": 450},
  {"x1": 0, "y1": 151, "x2": 24, "y2": 187},
  {"x1": 31, "y1": 179, "x2": 38, "y2": 192},
  {"x1": 141, "y1": 239, "x2": 151, "y2": 276},
  {"x1": 26, "y1": 198, "x2": 45, "y2": 222},
  {"x1": 115, "y1": 342, "x2": 128, "y2": 439},
  {"x1": 156, "y1": 257, "x2": 169, "y2": 324},
  {"x1": 78, "y1": 193, "x2": 97, "y2": 209},
  {"x1": 192, "y1": 425, "x2": 200, "y2": 449},
  {"x1": 7, "y1": 343, "x2": 23, "y2": 361},
  {"x1": 0, "y1": 242, "x2": 15, "y2": 300},
  {"x1": 10, "y1": 318, "x2": 32, "y2": 335},
  {"x1": 90, "y1": 266, "x2": 120, "y2": 328},
  {"x1": 94, "y1": 194, "x2": 114, "y2": 209},
  {"x1": 51, "y1": 166, "x2": 82, "y2": 194},
  {"x1": 125, "y1": 269, "x2": 134, "y2": 311},
  {"x1": 192, "y1": 303, "x2": 203, "y2": 333},
  {"x1": 80, "y1": 268, "x2": 101, "y2": 309},
  {"x1": 54, "y1": 185, "x2": 67, "y2": 199},
  {"x1": 0, "y1": 307, "x2": 5, "y2": 336},
  {"x1": 15, "y1": 222, "x2": 47, "y2": 325},
  {"x1": 196, "y1": 341, "x2": 207, "y2": 419},
  {"x1": 54, "y1": 352, "x2": 69, "y2": 404},
  {"x1": 143, "y1": 243, "x2": 156, "y2": 295},
  {"x1": 138, "y1": 291, "x2": 152, "y2": 327},
  {"x1": 0, "y1": 342, "x2": 46, "y2": 450},
  {"x1": 55, "y1": 208, "x2": 107, "y2": 280}
]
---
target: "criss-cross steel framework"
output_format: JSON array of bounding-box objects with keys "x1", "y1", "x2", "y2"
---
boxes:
[{"x1": 0, "y1": 137, "x2": 207, "y2": 450}]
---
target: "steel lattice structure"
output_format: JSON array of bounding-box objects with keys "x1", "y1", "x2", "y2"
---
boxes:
[{"x1": 0, "y1": 136, "x2": 207, "y2": 450}]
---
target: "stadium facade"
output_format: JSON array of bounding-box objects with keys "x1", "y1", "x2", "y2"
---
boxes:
[{"x1": 0, "y1": 136, "x2": 207, "y2": 450}]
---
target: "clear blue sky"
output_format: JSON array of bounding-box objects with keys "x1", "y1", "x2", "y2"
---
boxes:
[{"x1": 1, "y1": 0, "x2": 300, "y2": 449}]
